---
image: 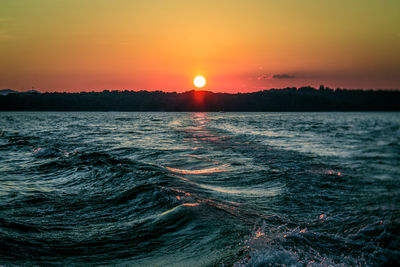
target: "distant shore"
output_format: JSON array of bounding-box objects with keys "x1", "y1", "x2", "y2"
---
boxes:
[{"x1": 1, "y1": 86, "x2": 399, "y2": 111}]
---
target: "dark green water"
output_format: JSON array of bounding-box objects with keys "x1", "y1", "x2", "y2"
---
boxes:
[{"x1": 1, "y1": 112, "x2": 399, "y2": 266}]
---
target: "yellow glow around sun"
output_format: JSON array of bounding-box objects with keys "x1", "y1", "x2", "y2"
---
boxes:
[{"x1": 194, "y1": 76, "x2": 206, "y2": 88}]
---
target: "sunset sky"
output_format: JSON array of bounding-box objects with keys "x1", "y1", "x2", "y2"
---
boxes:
[{"x1": 1, "y1": 0, "x2": 399, "y2": 93}]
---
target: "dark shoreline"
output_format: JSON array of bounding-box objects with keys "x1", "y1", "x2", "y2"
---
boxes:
[{"x1": 1, "y1": 86, "x2": 399, "y2": 111}]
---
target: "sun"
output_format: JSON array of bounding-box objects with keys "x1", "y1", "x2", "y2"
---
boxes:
[{"x1": 194, "y1": 76, "x2": 206, "y2": 88}]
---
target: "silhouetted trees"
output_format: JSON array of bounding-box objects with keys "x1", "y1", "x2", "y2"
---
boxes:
[{"x1": 1, "y1": 87, "x2": 399, "y2": 111}]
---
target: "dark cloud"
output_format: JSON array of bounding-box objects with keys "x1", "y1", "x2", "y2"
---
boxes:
[
  {"x1": 272, "y1": 74, "x2": 296, "y2": 79},
  {"x1": 257, "y1": 74, "x2": 296, "y2": 80},
  {"x1": 257, "y1": 74, "x2": 270, "y2": 80}
]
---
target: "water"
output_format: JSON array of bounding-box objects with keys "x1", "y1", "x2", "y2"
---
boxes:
[{"x1": 1, "y1": 112, "x2": 399, "y2": 266}]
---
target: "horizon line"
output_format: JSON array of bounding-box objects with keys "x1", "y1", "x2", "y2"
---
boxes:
[{"x1": 2, "y1": 85, "x2": 400, "y2": 95}]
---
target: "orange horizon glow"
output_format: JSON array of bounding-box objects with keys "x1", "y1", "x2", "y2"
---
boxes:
[{"x1": 1, "y1": 1, "x2": 400, "y2": 93}]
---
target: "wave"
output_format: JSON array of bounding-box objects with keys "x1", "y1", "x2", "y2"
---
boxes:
[
  {"x1": 165, "y1": 164, "x2": 230, "y2": 175},
  {"x1": 1, "y1": 112, "x2": 399, "y2": 266}
]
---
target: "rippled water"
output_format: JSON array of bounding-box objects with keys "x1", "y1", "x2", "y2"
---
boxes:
[{"x1": 1, "y1": 112, "x2": 399, "y2": 266}]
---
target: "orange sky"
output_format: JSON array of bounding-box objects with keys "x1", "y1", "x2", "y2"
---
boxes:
[{"x1": 1, "y1": 0, "x2": 400, "y2": 92}]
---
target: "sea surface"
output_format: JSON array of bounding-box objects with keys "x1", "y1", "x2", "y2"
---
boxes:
[{"x1": 0, "y1": 112, "x2": 399, "y2": 266}]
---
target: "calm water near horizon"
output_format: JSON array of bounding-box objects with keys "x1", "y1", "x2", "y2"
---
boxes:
[{"x1": 1, "y1": 112, "x2": 399, "y2": 266}]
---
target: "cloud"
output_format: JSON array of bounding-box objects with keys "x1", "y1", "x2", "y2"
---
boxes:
[
  {"x1": 272, "y1": 74, "x2": 296, "y2": 79},
  {"x1": 257, "y1": 73, "x2": 296, "y2": 80},
  {"x1": 257, "y1": 74, "x2": 271, "y2": 80}
]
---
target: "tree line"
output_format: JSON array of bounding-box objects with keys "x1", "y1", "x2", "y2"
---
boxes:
[{"x1": 1, "y1": 86, "x2": 399, "y2": 111}]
